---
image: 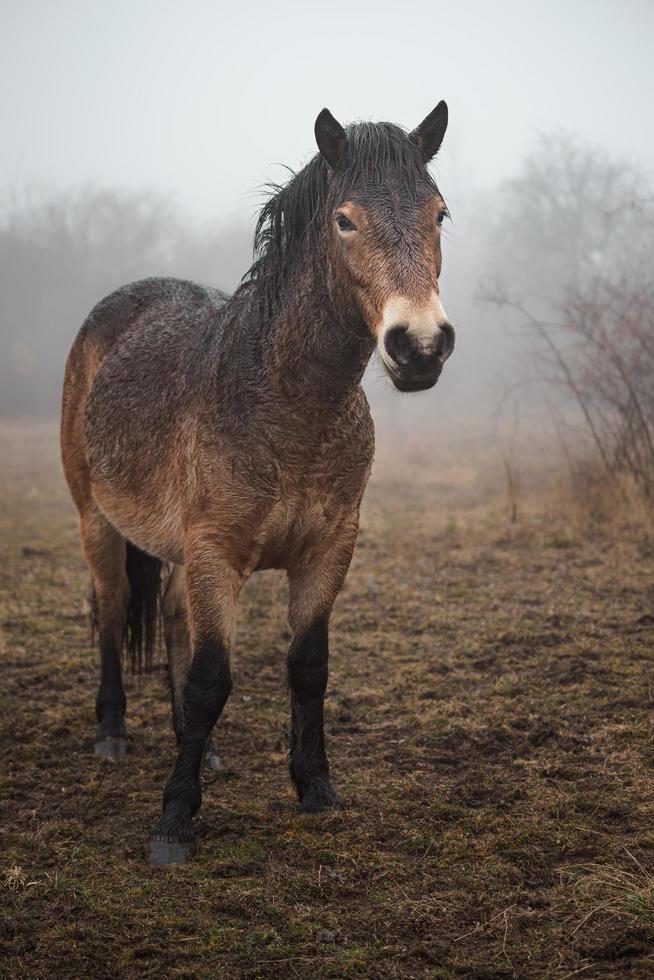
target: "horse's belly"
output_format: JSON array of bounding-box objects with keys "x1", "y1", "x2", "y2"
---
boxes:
[{"x1": 92, "y1": 478, "x2": 184, "y2": 563}]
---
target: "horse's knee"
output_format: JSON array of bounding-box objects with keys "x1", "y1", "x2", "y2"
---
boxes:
[
  {"x1": 287, "y1": 618, "x2": 329, "y2": 698},
  {"x1": 182, "y1": 642, "x2": 233, "y2": 741}
]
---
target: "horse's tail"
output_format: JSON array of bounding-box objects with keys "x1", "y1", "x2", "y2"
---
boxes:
[{"x1": 125, "y1": 542, "x2": 163, "y2": 673}]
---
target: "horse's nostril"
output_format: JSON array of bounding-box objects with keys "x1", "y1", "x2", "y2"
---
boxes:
[
  {"x1": 384, "y1": 324, "x2": 413, "y2": 366},
  {"x1": 436, "y1": 322, "x2": 455, "y2": 358}
]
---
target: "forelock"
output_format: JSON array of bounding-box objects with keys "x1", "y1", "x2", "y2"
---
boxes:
[{"x1": 331, "y1": 122, "x2": 439, "y2": 201}]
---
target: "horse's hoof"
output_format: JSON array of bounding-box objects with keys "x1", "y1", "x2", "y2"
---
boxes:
[
  {"x1": 148, "y1": 836, "x2": 196, "y2": 867},
  {"x1": 204, "y1": 752, "x2": 222, "y2": 771},
  {"x1": 299, "y1": 776, "x2": 343, "y2": 813},
  {"x1": 93, "y1": 735, "x2": 132, "y2": 760}
]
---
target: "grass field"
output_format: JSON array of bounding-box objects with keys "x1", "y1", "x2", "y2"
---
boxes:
[{"x1": 2, "y1": 420, "x2": 654, "y2": 978}]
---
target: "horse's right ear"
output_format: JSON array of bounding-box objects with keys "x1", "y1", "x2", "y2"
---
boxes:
[{"x1": 315, "y1": 108, "x2": 347, "y2": 168}]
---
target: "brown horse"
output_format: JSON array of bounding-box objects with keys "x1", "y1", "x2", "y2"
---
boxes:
[{"x1": 60, "y1": 102, "x2": 455, "y2": 865}]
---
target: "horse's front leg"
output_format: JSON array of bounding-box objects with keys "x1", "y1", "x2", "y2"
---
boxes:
[
  {"x1": 149, "y1": 538, "x2": 240, "y2": 866},
  {"x1": 286, "y1": 524, "x2": 358, "y2": 812},
  {"x1": 163, "y1": 565, "x2": 222, "y2": 770}
]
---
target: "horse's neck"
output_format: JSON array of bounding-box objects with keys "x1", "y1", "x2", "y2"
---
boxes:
[{"x1": 260, "y1": 266, "x2": 374, "y2": 413}]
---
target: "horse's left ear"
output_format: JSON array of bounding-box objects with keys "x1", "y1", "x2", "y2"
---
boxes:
[{"x1": 411, "y1": 101, "x2": 448, "y2": 162}]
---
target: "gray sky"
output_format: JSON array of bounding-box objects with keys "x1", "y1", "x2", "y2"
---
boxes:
[{"x1": 2, "y1": 0, "x2": 652, "y2": 224}]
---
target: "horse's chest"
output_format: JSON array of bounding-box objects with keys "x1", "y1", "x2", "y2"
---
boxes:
[{"x1": 253, "y1": 481, "x2": 346, "y2": 572}]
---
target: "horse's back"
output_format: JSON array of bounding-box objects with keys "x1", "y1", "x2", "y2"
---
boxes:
[
  {"x1": 61, "y1": 277, "x2": 227, "y2": 516},
  {"x1": 75, "y1": 277, "x2": 227, "y2": 356}
]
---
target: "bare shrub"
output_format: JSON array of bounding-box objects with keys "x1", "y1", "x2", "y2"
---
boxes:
[{"x1": 483, "y1": 135, "x2": 654, "y2": 507}]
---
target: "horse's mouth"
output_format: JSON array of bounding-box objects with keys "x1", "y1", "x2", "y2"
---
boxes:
[{"x1": 386, "y1": 358, "x2": 444, "y2": 393}]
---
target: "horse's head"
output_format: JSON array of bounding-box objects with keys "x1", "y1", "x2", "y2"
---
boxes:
[{"x1": 316, "y1": 103, "x2": 455, "y2": 392}]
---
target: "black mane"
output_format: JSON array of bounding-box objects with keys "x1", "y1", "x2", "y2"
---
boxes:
[{"x1": 241, "y1": 122, "x2": 441, "y2": 311}]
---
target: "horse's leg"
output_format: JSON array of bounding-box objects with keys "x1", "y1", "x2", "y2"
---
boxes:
[
  {"x1": 286, "y1": 525, "x2": 358, "y2": 812},
  {"x1": 163, "y1": 565, "x2": 221, "y2": 769},
  {"x1": 149, "y1": 540, "x2": 239, "y2": 865},
  {"x1": 80, "y1": 508, "x2": 131, "y2": 759}
]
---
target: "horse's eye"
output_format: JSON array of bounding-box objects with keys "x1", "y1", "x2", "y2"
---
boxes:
[
  {"x1": 436, "y1": 210, "x2": 448, "y2": 227},
  {"x1": 335, "y1": 213, "x2": 357, "y2": 232}
]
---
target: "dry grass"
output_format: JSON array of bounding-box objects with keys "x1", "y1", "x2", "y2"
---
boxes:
[
  {"x1": 2, "y1": 420, "x2": 654, "y2": 978},
  {"x1": 561, "y1": 849, "x2": 654, "y2": 934}
]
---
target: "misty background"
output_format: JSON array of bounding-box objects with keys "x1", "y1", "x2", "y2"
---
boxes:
[{"x1": 1, "y1": 0, "x2": 653, "y2": 445}]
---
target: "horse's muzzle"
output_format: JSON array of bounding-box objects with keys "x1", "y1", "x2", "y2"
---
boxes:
[{"x1": 383, "y1": 322, "x2": 455, "y2": 392}]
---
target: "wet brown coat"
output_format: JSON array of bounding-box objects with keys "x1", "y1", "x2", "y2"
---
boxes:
[{"x1": 62, "y1": 274, "x2": 374, "y2": 643}]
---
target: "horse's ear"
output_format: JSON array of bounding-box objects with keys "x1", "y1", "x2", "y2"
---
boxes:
[
  {"x1": 411, "y1": 101, "x2": 448, "y2": 162},
  {"x1": 315, "y1": 108, "x2": 347, "y2": 168}
]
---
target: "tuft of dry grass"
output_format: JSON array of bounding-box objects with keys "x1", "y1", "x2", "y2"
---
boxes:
[
  {"x1": 2, "y1": 864, "x2": 28, "y2": 891},
  {"x1": 561, "y1": 849, "x2": 654, "y2": 934}
]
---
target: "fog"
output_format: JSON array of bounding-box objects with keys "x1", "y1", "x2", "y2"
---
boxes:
[{"x1": 1, "y1": 0, "x2": 653, "y2": 426}]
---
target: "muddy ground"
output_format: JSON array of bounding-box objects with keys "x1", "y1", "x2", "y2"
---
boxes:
[{"x1": 1, "y1": 420, "x2": 654, "y2": 978}]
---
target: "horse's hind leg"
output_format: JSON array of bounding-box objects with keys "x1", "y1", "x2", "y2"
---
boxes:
[
  {"x1": 163, "y1": 565, "x2": 221, "y2": 769},
  {"x1": 80, "y1": 508, "x2": 131, "y2": 759}
]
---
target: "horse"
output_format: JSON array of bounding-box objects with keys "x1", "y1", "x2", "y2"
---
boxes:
[{"x1": 60, "y1": 101, "x2": 455, "y2": 865}]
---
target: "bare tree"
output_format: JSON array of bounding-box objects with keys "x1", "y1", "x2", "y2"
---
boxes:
[{"x1": 482, "y1": 134, "x2": 654, "y2": 500}]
